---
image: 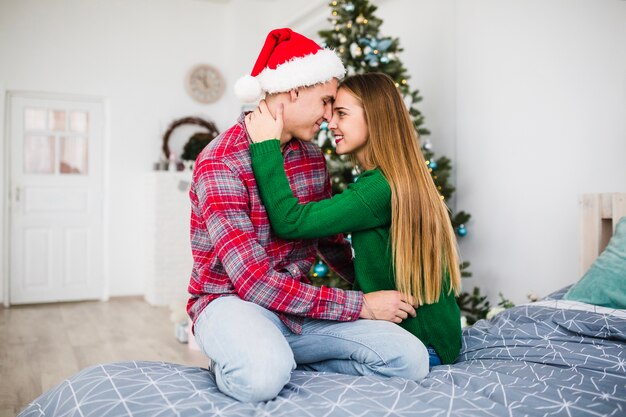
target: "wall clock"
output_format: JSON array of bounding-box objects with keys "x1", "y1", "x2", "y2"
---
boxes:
[{"x1": 185, "y1": 64, "x2": 225, "y2": 104}]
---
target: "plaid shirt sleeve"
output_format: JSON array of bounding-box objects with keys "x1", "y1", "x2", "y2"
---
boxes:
[{"x1": 195, "y1": 158, "x2": 362, "y2": 321}]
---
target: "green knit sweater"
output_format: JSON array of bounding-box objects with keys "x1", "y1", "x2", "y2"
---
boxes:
[{"x1": 250, "y1": 140, "x2": 462, "y2": 364}]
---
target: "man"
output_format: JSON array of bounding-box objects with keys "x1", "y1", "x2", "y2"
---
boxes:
[{"x1": 187, "y1": 28, "x2": 426, "y2": 403}]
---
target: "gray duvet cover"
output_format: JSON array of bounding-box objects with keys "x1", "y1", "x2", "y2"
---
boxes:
[{"x1": 18, "y1": 288, "x2": 626, "y2": 416}]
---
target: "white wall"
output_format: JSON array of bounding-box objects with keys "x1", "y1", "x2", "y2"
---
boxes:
[
  {"x1": 0, "y1": 80, "x2": 6, "y2": 305},
  {"x1": 1, "y1": 0, "x2": 625, "y2": 304},
  {"x1": 0, "y1": 0, "x2": 233, "y2": 298},
  {"x1": 286, "y1": 0, "x2": 626, "y2": 303},
  {"x1": 455, "y1": 0, "x2": 626, "y2": 303},
  {"x1": 0, "y1": 0, "x2": 344, "y2": 301},
  {"x1": 376, "y1": 0, "x2": 457, "y2": 160}
]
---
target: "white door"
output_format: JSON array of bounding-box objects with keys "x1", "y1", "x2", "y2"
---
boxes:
[{"x1": 8, "y1": 93, "x2": 105, "y2": 304}]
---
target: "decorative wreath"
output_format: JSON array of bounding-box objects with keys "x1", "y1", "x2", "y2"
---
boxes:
[{"x1": 162, "y1": 116, "x2": 219, "y2": 160}]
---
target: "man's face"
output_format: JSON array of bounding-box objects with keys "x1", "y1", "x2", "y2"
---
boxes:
[{"x1": 284, "y1": 78, "x2": 338, "y2": 141}]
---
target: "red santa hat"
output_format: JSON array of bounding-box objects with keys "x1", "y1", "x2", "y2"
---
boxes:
[{"x1": 234, "y1": 28, "x2": 346, "y2": 103}]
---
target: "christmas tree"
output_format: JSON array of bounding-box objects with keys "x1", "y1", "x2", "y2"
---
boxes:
[{"x1": 310, "y1": 0, "x2": 490, "y2": 323}]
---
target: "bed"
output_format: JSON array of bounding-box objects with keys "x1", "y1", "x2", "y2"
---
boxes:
[{"x1": 18, "y1": 194, "x2": 626, "y2": 417}]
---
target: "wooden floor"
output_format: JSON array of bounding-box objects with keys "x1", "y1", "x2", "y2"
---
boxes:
[{"x1": 0, "y1": 297, "x2": 207, "y2": 416}]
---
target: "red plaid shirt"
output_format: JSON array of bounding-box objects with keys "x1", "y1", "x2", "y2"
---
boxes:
[{"x1": 187, "y1": 114, "x2": 362, "y2": 334}]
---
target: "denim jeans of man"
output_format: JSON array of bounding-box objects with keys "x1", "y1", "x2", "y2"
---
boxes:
[{"x1": 194, "y1": 296, "x2": 429, "y2": 402}]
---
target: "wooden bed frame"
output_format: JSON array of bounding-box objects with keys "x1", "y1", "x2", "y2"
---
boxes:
[{"x1": 579, "y1": 192, "x2": 626, "y2": 274}]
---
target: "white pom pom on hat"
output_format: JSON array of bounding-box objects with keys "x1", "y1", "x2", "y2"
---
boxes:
[
  {"x1": 234, "y1": 74, "x2": 263, "y2": 103},
  {"x1": 234, "y1": 28, "x2": 345, "y2": 103}
]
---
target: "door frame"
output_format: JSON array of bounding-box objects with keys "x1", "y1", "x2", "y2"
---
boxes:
[{"x1": 1, "y1": 89, "x2": 111, "y2": 306}]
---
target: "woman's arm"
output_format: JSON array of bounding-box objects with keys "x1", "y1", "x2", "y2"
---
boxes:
[
  {"x1": 250, "y1": 140, "x2": 390, "y2": 239},
  {"x1": 245, "y1": 99, "x2": 390, "y2": 239}
]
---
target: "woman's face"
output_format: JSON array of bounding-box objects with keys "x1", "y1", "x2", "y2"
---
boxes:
[{"x1": 328, "y1": 88, "x2": 369, "y2": 166}]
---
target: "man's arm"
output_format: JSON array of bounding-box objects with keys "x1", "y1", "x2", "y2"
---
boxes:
[{"x1": 195, "y1": 157, "x2": 362, "y2": 321}]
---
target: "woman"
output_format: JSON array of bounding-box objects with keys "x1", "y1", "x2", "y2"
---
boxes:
[{"x1": 246, "y1": 72, "x2": 462, "y2": 366}]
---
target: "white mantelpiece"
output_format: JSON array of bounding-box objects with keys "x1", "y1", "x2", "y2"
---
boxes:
[{"x1": 144, "y1": 171, "x2": 193, "y2": 306}]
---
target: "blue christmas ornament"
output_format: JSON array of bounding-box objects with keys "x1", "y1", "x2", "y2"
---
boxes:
[
  {"x1": 377, "y1": 39, "x2": 392, "y2": 51},
  {"x1": 320, "y1": 120, "x2": 328, "y2": 130},
  {"x1": 457, "y1": 224, "x2": 468, "y2": 237},
  {"x1": 380, "y1": 56, "x2": 390, "y2": 64},
  {"x1": 343, "y1": 2, "x2": 355, "y2": 12},
  {"x1": 428, "y1": 160, "x2": 438, "y2": 169},
  {"x1": 364, "y1": 53, "x2": 379, "y2": 66},
  {"x1": 358, "y1": 37, "x2": 392, "y2": 52},
  {"x1": 313, "y1": 261, "x2": 329, "y2": 277}
]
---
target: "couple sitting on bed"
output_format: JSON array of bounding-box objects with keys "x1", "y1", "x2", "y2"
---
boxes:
[{"x1": 186, "y1": 28, "x2": 462, "y2": 403}]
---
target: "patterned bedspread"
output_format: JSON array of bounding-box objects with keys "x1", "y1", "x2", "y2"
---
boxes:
[{"x1": 18, "y1": 289, "x2": 626, "y2": 416}]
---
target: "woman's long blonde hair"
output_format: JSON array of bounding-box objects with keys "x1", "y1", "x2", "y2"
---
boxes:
[{"x1": 340, "y1": 73, "x2": 461, "y2": 305}]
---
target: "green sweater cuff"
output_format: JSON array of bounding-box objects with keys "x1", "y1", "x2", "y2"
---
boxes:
[{"x1": 249, "y1": 139, "x2": 281, "y2": 157}]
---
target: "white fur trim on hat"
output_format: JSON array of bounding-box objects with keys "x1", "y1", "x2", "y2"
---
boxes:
[
  {"x1": 234, "y1": 74, "x2": 263, "y2": 103},
  {"x1": 257, "y1": 49, "x2": 345, "y2": 94}
]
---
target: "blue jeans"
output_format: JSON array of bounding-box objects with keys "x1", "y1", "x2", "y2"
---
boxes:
[
  {"x1": 428, "y1": 346, "x2": 442, "y2": 368},
  {"x1": 194, "y1": 296, "x2": 429, "y2": 402}
]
